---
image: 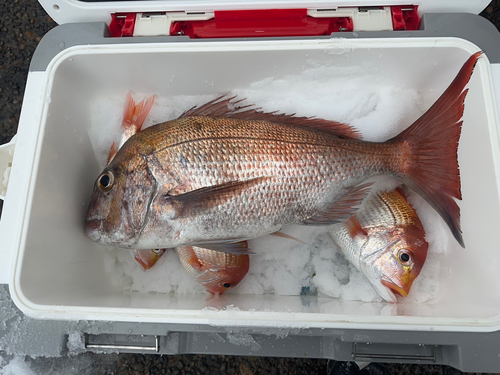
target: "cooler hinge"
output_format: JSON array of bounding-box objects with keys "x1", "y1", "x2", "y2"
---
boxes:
[{"x1": 108, "y1": 6, "x2": 420, "y2": 38}]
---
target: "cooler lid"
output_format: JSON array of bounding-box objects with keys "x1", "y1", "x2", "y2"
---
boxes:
[{"x1": 40, "y1": 0, "x2": 491, "y2": 26}]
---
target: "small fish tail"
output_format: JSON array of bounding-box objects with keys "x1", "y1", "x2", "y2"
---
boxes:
[
  {"x1": 389, "y1": 51, "x2": 482, "y2": 248},
  {"x1": 106, "y1": 141, "x2": 117, "y2": 165},
  {"x1": 122, "y1": 92, "x2": 155, "y2": 132}
]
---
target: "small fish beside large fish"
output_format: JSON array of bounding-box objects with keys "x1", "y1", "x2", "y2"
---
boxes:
[
  {"x1": 108, "y1": 94, "x2": 249, "y2": 294},
  {"x1": 84, "y1": 52, "x2": 481, "y2": 255},
  {"x1": 177, "y1": 243, "x2": 250, "y2": 295},
  {"x1": 133, "y1": 246, "x2": 249, "y2": 295},
  {"x1": 330, "y1": 187, "x2": 428, "y2": 303}
]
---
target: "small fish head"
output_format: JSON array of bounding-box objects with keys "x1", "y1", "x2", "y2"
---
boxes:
[
  {"x1": 197, "y1": 255, "x2": 250, "y2": 295},
  {"x1": 360, "y1": 225, "x2": 428, "y2": 303},
  {"x1": 84, "y1": 156, "x2": 156, "y2": 247}
]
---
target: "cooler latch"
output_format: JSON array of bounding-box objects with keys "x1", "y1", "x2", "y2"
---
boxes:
[{"x1": 108, "y1": 6, "x2": 420, "y2": 38}]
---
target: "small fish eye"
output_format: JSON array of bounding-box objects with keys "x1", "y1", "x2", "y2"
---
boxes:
[
  {"x1": 223, "y1": 283, "x2": 231, "y2": 288},
  {"x1": 398, "y1": 250, "x2": 412, "y2": 264},
  {"x1": 100, "y1": 175, "x2": 110, "y2": 186},
  {"x1": 98, "y1": 171, "x2": 114, "y2": 192}
]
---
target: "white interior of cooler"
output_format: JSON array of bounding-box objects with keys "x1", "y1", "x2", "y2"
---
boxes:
[{"x1": 12, "y1": 38, "x2": 500, "y2": 327}]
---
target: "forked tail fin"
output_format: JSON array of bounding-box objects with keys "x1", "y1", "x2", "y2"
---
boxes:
[
  {"x1": 122, "y1": 92, "x2": 155, "y2": 133},
  {"x1": 106, "y1": 141, "x2": 117, "y2": 166},
  {"x1": 389, "y1": 51, "x2": 482, "y2": 248}
]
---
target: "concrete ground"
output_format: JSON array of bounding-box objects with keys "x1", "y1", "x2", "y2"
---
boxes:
[{"x1": 1, "y1": 0, "x2": 500, "y2": 373}]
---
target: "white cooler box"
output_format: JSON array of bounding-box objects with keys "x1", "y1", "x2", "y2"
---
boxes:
[{"x1": 2, "y1": 0, "x2": 500, "y2": 371}]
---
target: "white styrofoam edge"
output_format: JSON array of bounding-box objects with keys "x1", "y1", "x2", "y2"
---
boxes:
[
  {"x1": 39, "y1": 0, "x2": 491, "y2": 26},
  {"x1": 0, "y1": 73, "x2": 47, "y2": 285},
  {"x1": 8, "y1": 36, "x2": 500, "y2": 332}
]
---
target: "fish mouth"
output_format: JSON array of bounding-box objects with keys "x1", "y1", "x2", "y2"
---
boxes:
[
  {"x1": 381, "y1": 277, "x2": 409, "y2": 299},
  {"x1": 83, "y1": 219, "x2": 136, "y2": 248},
  {"x1": 83, "y1": 219, "x2": 101, "y2": 238}
]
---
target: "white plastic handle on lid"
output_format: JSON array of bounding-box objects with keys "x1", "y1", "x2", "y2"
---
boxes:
[{"x1": 0, "y1": 135, "x2": 16, "y2": 201}]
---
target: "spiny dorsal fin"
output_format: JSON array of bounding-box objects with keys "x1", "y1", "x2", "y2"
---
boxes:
[{"x1": 179, "y1": 95, "x2": 361, "y2": 140}]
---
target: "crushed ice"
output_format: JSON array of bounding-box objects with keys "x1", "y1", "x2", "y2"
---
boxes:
[{"x1": 93, "y1": 58, "x2": 445, "y2": 304}]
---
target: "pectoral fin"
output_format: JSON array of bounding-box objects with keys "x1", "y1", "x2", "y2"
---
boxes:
[
  {"x1": 344, "y1": 216, "x2": 368, "y2": 239},
  {"x1": 302, "y1": 183, "x2": 373, "y2": 225},
  {"x1": 167, "y1": 177, "x2": 269, "y2": 218},
  {"x1": 176, "y1": 246, "x2": 204, "y2": 271}
]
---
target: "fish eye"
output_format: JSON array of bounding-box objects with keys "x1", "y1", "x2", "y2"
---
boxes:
[
  {"x1": 98, "y1": 171, "x2": 114, "y2": 192},
  {"x1": 223, "y1": 282, "x2": 231, "y2": 288},
  {"x1": 397, "y1": 249, "x2": 413, "y2": 264}
]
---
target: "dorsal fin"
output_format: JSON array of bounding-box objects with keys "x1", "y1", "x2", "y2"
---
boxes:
[{"x1": 179, "y1": 95, "x2": 361, "y2": 140}]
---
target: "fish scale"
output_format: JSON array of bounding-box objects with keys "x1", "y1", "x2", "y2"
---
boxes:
[
  {"x1": 136, "y1": 124, "x2": 400, "y2": 248},
  {"x1": 359, "y1": 190, "x2": 423, "y2": 229}
]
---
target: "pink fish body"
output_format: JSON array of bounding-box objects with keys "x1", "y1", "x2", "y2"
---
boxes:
[
  {"x1": 177, "y1": 243, "x2": 250, "y2": 295},
  {"x1": 330, "y1": 187, "x2": 428, "y2": 302},
  {"x1": 85, "y1": 53, "x2": 481, "y2": 253}
]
